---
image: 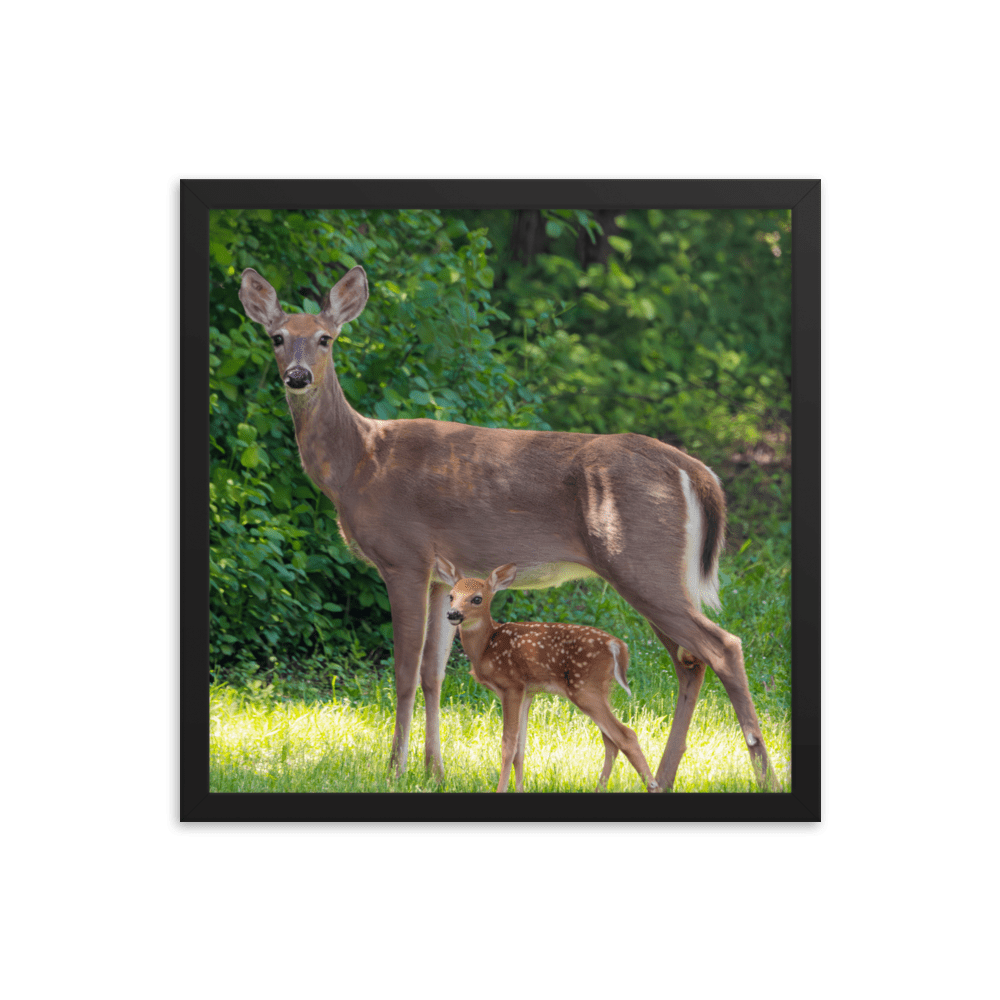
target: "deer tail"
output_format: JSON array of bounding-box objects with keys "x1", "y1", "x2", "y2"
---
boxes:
[
  {"x1": 608, "y1": 639, "x2": 632, "y2": 697},
  {"x1": 677, "y1": 465, "x2": 726, "y2": 612}
]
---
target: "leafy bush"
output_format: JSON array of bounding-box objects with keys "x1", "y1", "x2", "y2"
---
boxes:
[
  {"x1": 208, "y1": 210, "x2": 547, "y2": 685},
  {"x1": 208, "y1": 207, "x2": 791, "y2": 688},
  {"x1": 470, "y1": 208, "x2": 792, "y2": 462}
]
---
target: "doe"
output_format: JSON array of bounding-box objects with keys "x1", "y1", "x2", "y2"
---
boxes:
[
  {"x1": 436, "y1": 557, "x2": 658, "y2": 793},
  {"x1": 237, "y1": 262, "x2": 780, "y2": 791}
]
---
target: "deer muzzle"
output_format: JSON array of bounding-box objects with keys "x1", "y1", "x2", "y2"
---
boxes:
[
  {"x1": 446, "y1": 610, "x2": 464, "y2": 624},
  {"x1": 284, "y1": 366, "x2": 313, "y2": 390}
]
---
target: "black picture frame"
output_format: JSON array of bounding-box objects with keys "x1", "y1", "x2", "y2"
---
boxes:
[{"x1": 181, "y1": 179, "x2": 820, "y2": 822}]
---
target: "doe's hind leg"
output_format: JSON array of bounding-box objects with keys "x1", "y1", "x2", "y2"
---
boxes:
[
  {"x1": 650, "y1": 626, "x2": 706, "y2": 791},
  {"x1": 656, "y1": 615, "x2": 781, "y2": 792}
]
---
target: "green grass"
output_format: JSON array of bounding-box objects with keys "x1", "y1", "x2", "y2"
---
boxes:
[
  {"x1": 210, "y1": 681, "x2": 790, "y2": 793},
  {"x1": 209, "y1": 534, "x2": 792, "y2": 794}
]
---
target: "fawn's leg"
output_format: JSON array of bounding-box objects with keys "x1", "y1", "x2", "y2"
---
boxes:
[
  {"x1": 513, "y1": 694, "x2": 533, "y2": 793},
  {"x1": 596, "y1": 732, "x2": 619, "y2": 791},
  {"x1": 573, "y1": 691, "x2": 658, "y2": 792},
  {"x1": 496, "y1": 690, "x2": 525, "y2": 793}
]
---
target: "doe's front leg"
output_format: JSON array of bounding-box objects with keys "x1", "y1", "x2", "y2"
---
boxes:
[
  {"x1": 419, "y1": 583, "x2": 454, "y2": 779},
  {"x1": 383, "y1": 570, "x2": 431, "y2": 779}
]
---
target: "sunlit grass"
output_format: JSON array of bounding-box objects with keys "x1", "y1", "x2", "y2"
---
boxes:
[
  {"x1": 210, "y1": 666, "x2": 791, "y2": 794},
  {"x1": 210, "y1": 537, "x2": 792, "y2": 794}
]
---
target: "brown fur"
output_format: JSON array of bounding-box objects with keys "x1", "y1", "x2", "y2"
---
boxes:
[
  {"x1": 237, "y1": 265, "x2": 782, "y2": 791},
  {"x1": 439, "y1": 561, "x2": 657, "y2": 793}
]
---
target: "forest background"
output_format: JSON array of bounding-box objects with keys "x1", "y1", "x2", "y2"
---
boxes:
[{"x1": 207, "y1": 207, "x2": 791, "y2": 722}]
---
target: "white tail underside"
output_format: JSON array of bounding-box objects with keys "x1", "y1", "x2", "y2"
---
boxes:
[
  {"x1": 608, "y1": 640, "x2": 631, "y2": 696},
  {"x1": 677, "y1": 469, "x2": 721, "y2": 612}
]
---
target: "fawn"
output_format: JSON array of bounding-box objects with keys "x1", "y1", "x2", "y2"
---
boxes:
[{"x1": 436, "y1": 557, "x2": 659, "y2": 793}]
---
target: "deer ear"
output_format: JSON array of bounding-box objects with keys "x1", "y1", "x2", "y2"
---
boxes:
[
  {"x1": 487, "y1": 564, "x2": 517, "y2": 593},
  {"x1": 320, "y1": 266, "x2": 368, "y2": 331},
  {"x1": 238, "y1": 269, "x2": 285, "y2": 332},
  {"x1": 435, "y1": 555, "x2": 460, "y2": 587}
]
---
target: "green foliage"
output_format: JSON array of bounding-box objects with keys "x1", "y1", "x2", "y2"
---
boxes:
[
  {"x1": 208, "y1": 207, "x2": 792, "y2": 688},
  {"x1": 209, "y1": 209, "x2": 548, "y2": 684},
  {"x1": 473, "y1": 208, "x2": 791, "y2": 463}
]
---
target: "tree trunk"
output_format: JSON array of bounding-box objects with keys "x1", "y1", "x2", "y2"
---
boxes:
[{"x1": 576, "y1": 209, "x2": 622, "y2": 267}]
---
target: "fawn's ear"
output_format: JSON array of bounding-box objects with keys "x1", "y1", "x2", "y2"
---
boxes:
[
  {"x1": 435, "y1": 555, "x2": 460, "y2": 587},
  {"x1": 239, "y1": 269, "x2": 286, "y2": 332},
  {"x1": 487, "y1": 564, "x2": 517, "y2": 593},
  {"x1": 319, "y1": 265, "x2": 368, "y2": 331}
]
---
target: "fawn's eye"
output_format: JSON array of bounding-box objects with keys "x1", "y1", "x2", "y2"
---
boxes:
[
  {"x1": 448, "y1": 595, "x2": 453, "y2": 603},
  {"x1": 318, "y1": 335, "x2": 331, "y2": 347},
  {"x1": 271, "y1": 335, "x2": 284, "y2": 347},
  {"x1": 472, "y1": 595, "x2": 482, "y2": 605}
]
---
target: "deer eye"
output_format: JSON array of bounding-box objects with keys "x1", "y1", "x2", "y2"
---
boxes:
[
  {"x1": 472, "y1": 595, "x2": 482, "y2": 605},
  {"x1": 448, "y1": 595, "x2": 453, "y2": 603},
  {"x1": 271, "y1": 335, "x2": 284, "y2": 347},
  {"x1": 318, "y1": 335, "x2": 331, "y2": 348}
]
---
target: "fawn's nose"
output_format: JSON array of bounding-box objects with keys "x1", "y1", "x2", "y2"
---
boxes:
[
  {"x1": 284, "y1": 366, "x2": 313, "y2": 389},
  {"x1": 447, "y1": 610, "x2": 463, "y2": 624}
]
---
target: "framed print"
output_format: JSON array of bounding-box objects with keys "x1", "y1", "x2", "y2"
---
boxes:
[{"x1": 181, "y1": 180, "x2": 819, "y2": 821}]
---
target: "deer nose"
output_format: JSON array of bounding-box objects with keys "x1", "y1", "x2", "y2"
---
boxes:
[
  {"x1": 447, "y1": 610, "x2": 463, "y2": 623},
  {"x1": 284, "y1": 366, "x2": 312, "y2": 389}
]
